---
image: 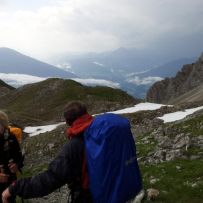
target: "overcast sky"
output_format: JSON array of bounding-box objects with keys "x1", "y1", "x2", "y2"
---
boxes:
[{"x1": 0, "y1": 0, "x2": 203, "y2": 61}]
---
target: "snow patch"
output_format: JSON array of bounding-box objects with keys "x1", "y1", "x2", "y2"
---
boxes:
[
  {"x1": 158, "y1": 106, "x2": 203, "y2": 123},
  {"x1": 108, "y1": 102, "x2": 168, "y2": 114},
  {"x1": 24, "y1": 103, "x2": 203, "y2": 137},
  {"x1": 24, "y1": 122, "x2": 65, "y2": 137},
  {"x1": 25, "y1": 102, "x2": 167, "y2": 136}
]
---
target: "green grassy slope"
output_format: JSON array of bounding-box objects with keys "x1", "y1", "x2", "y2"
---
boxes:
[
  {"x1": 136, "y1": 112, "x2": 203, "y2": 203},
  {"x1": 0, "y1": 78, "x2": 137, "y2": 125}
]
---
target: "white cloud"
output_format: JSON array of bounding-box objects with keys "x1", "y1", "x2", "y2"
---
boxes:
[
  {"x1": 126, "y1": 76, "x2": 163, "y2": 85},
  {"x1": 71, "y1": 78, "x2": 120, "y2": 88},
  {"x1": 56, "y1": 63, "x2": 74, "y2": 72},
  {"x1": 0, "y1": 0, "x2": 203, "y2": 60},
  {"x1": 126, "y1": 70, "x2": 151, "y2": 76},
  {"x1": 0, "y1": 73, "x2": 119, "y2": 89},
  {"x1": 0, "y1": 73, "x2": 47, "y2": 87},
  {"x1": 93, "y1": 62, "x2": 105, "y2": 67}
]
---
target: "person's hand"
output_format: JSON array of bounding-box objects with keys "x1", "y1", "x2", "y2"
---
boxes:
[
  {"x1": 8, "y1": 163, "x2": 18, "y2": 173},
  {"x1": 2, "y1": 188, "x2": 11, "y2": 203}
]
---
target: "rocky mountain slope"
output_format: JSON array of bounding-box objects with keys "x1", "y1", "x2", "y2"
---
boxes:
[
  {"x1": 0, "y1": 79, "x2": 15, "y2": 97},
  {"x1": 20, "y1": 105, "x2": 203, "y2": 203},
  {"x1": 0, "y1": 78, "x2": 137, "y2": 126},
  {"x1": 169, "y1": 83, "x2": 203, "y2": 104},
  {"x1": 146, "y1": 53, "x2": 203, "y2": 104}
]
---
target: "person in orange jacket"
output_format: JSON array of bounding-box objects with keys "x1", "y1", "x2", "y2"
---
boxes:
[{"x1": 0, "y1": 111, "x2": 23, "y2": 203}]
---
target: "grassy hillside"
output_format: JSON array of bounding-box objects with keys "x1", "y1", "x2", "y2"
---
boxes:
[
  {"x1": 140, "y1": 159, "x2": 203, "y2": 203},
  {"x1": 137, "y1": 112, "x2": 203, "y2": 203},
  {"x1": 0, "y1": 79, "x2": 15, "y2": 97},
  {"x1": 0, "y1": 78, "x2": 137, "y2": 126}
]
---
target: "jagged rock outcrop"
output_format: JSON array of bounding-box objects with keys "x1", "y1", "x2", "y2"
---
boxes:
[
  {"x1": 137, "y1": 109, "x2": 203, "y2": 164},
  {"x1": 146, "y1": 53, "x2": 203, "y2": 104}
]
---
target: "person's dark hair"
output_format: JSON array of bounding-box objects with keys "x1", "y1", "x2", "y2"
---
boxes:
[{"x1": 64, "y1": 101, "x2": 87, "y2": 125}]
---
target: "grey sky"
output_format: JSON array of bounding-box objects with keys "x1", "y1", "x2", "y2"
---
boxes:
[{"x1": 0, "y1": 0, "x2": 202, "y2": 61}]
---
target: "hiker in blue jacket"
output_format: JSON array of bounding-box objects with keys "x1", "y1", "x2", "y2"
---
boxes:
[{"x1": 2, "y1": 101, "x2": 143, "y2": 203}]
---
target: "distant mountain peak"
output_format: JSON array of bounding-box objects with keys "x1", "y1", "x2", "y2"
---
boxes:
[
  {"x1": 0, "y1": 47, "x2": 76, "y2": 78},
  {"x1": 0, "y1": 47, "x2": 24, "y2": 55}
]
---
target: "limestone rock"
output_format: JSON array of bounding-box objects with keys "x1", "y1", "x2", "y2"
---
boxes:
[{"x1": 147, "y1": 188, "x2": 160, "y2": 201}]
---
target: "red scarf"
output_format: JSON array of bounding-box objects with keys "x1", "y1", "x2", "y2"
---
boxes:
[
  {"x1": 67, "y1": 113, "x2": 93, "y2": 189},
  {"x1": 67, "y1": 114, "x2": 93, "y2": 138}
]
